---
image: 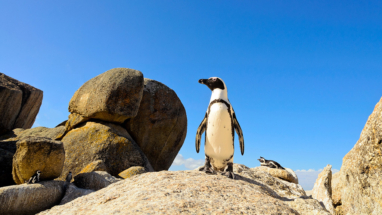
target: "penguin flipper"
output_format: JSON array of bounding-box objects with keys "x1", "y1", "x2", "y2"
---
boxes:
[
  {"x1": 195, "y1": 113, "x2": 207, "y2": 153},
  {"x1": 232, "y1": 112, "x2": 244, "y2": 155}
]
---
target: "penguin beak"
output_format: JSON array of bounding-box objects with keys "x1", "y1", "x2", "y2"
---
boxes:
[{"x1": 198, "y1": 79, "x2": 208, "y2": 85}]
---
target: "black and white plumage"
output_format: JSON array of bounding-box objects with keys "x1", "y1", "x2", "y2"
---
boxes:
[
  {"x1": 27, "y1": 170, "x2": 41, "y2": 184},
  {"x1": 196, "y1": 77, "x2": 244, "y2": 179},
  {"x1": 258, "y1": 157, "x2": 285, "y2": 169},
  {"x1": 66, "y1": 171, "x2": 72, "y2": 183}
]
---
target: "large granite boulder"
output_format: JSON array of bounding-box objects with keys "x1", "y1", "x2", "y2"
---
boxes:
[
  {"x1": 253, "y1": 166, "x2": 299, "y2": 184},
  {"x1": 40, "y1": 164, "x2": 330, "y2": 215},
  {"x1": 68, "y1": 68, "x2": 144, "y2": 124},
  {"x1": 0, "y1": 126, "x2": 65, "y2": 186},
  {"x1": 337, "y1": 97, "x2": 382, "y2": 215},
  {"x1": 59, "y1": 121, "x2": 153, "y2": 180},
  {"x1": 12, "y1": 137, "x2": 65, "y2": 184},
  {"x1": 73, "y1": 171, "x2": 121, "y2": 191},
  {"x1": 0, "y1": 180, "x2": 65, "y2": 215},
  {"x1": 124, "y1": 79, "x2": 187, "y2": 171},
  {"x1": 312, "y1": 164, "x2": 334, "y2": 214},
  {"x1": 59, "y1": 183, "x2": 94, "y2": 205},
  {"x1": 0, "y1": 73, "x2": 43, "y2": 135}
]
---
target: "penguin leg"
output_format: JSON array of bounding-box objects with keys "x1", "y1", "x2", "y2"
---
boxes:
[
  {"x1": 199, "y1": 155, "x2": 215, "y2": 174},
  {"x1": 221, "y1": 162, "x2": 235, "y2": 179}
]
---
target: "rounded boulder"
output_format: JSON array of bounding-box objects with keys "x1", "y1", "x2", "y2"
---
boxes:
[
  {"x1": 59, "y1": 121, "x2": 153, "y2": 180},
  {"x1": 124, "y1": 79, "x2": 187, "y2": 171},
  {"x1": 69, "y1": 68, "x2": 144, "y2": 123},
  {"x1": 12, "y1": 137, "x2": 65, "y2": 184}
]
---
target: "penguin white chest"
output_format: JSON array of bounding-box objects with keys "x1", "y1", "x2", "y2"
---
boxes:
[{"x1": 205, "y1": 102, "x2": 233, "y2": 165}]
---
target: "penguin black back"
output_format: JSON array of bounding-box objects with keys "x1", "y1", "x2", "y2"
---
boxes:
[
  {"x1": 27, "y1": 170, "x2": 41, "y2": 184},
  {"x1": 258, "y1": 156, "x2": 285, "y2": 170}
]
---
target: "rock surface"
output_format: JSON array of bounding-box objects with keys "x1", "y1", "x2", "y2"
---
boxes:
[
  {"x1": 118, "y1": 166, "x2": 146, "y2": 179},
  {"x1": 73, "y1": 171, "x2": 121, "y2": 191},
  {"x1": 59, "y1": 121, "x2": 153, "y2": 180},
  {"x1": 12, "y1": 137, "x2": 65, "y2": 184},
  {"x1": 337, "y1": 97, "x2": 382, "y2": 215},
  {"x1": 0, "y1": 73, "x2": 43, "y2": 135},
  {"x1": 59, "y1": 183, "x2": 94, "y2": 205},
  {"x1": 40, "y1": 164, "x2": 329, "y2": 215},
  {"x1": 331, "y1": 172, "x2": 342, "y2": 207},
  {"x1": 253, "y1": 166, "x2": 299, "y2": 184},
  {"x1": 0, "y1": 180, "x2": 65, "y2": 215},
  {"x1": 312, "y1": 164, "x2": 334, "y2": 214},
  {"x1": 9, "y1": 126, "x2": 65, "y2": 140},
  {"x1": 68, "y1": 68, "x2": 144, "y2": 124},
  {"x1": 125, "y1": 79, "x2": 187, "y2": 171},
  {"x1": 285, "y1": 167, "x2": 299, "y2": 184}
]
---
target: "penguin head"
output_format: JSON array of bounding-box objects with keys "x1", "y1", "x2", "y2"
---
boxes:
[
  {"x1": 198, "y1": 77, "x2": 226, "y2": 91},
  {"x1": 258, "y1": 157, "x2": 265, "y2": 163},
  {"x1": 36, "y1": 170, "x2": 41, "y2": 174}
]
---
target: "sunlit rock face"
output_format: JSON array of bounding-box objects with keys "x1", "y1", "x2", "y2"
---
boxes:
[
  {"x1": 124, "y1": 79, "x2": 187, "y2": 171},
  {"x1": 39, "y1": 164, "x2": 330, "y2": 215},
  {"x1": 312, "y1": 164, "x2": 334, "y2": 214},
  {"x1": 0, "y1": 73, "x2": 43, "y2": 135},
  {"x1": 337, "y1": 97, "x2": 382, "y2": 215},
  {"x1": 68, "y1": 68, "x2": 144, "y2": 123}
]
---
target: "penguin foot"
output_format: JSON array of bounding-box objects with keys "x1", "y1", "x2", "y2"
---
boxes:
[
  {"x1": 221, "y1": 171, "x2": 235, "y2": 179},
  {"x1": 199, "y1": 166, "x2": 215, "y2": 174}
]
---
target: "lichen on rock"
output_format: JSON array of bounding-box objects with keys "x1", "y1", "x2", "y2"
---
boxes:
[
  {"x1": 59, "y1": 121, "x2": 153, "y2": 181},
  {"x1": 12, "y1": 136, "x2": 65, "y2": 184}
]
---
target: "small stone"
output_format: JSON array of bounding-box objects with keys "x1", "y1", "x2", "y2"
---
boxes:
[
  {"x1": 118, "y1": 166, "x2": 146, "y2": 179},
  {"x1": 80, "y1": 160, "x2": 108, "y2": 174}
]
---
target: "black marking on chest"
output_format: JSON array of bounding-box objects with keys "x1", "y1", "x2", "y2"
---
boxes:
[
  {"x1": 205, "y1": 99, "x2": 235, "y2": 144},
  {"x1": 224, "y1": 154, "x2": 234, "y2": 162}
]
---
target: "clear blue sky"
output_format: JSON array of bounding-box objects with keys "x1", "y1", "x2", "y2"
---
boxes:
[{"x1": 1, "y1": 1, "x2": 382, "y2": 187}]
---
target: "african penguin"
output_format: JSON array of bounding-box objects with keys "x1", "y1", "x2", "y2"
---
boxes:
[
  {"x1": 27, "y1": 170, "x2": 41, "y2": 184},
  {"x1": 195, "y1": 77, "x2": 244, "y2": 179},
  {"x1": 258, "y1": 156, "x2": 285, "y2": 169},
  {"x1": 66, "y1": 171, "x2": 72, "y2": 183}
]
